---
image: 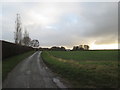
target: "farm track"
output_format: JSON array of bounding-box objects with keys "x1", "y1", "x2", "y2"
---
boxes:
[{"x1": 3, "y1": 51, "x2": 67, "y2": 88}]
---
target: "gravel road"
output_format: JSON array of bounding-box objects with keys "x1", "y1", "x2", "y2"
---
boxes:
[{"x1": 3, "y1": 51, "x2": 67, "y2": 88}]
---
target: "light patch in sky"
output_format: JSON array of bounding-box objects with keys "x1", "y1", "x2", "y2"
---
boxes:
[{"x1": 90, "y1": 43, "x2": 118, "y2": 50}]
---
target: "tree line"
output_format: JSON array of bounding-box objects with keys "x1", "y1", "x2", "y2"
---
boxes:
[
  {"x1": 72, "y1": 45, "x2": 89, "y2": 51},
  {"x1": 39, "y1": 45, "x2": 90, "y2": 51},
  {"x1": 14, "y1": 14, "x2": 39, "y2": 48}
]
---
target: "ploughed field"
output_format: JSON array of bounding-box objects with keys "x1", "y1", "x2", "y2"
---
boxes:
[{"x1": 41, "y1": 50, "x2": 118, "y2": 88}]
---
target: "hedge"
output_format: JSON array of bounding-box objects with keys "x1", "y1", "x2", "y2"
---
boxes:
[{"x1": 1, "y1": 40, "x2": 33, "y2": 60}]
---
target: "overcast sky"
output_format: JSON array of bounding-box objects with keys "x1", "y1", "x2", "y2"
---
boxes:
[{"x1": 1, "y1": 1, "x2": 118, "y2": 49}]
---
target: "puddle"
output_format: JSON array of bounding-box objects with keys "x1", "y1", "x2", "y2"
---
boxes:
[{"x1": 52, "y1": 78, "x2": 67, "y2": 88}]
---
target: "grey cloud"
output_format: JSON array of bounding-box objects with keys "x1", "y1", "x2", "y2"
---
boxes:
[
  {"x1": 79, "y1": 2, "x2": 118, "y2": 37},
  {"x1": 2, "y1": 2, "x2": 118, "y2": 49},
  {"x1": 31, "y1": 2, "x2": 118, "y2": 46}
]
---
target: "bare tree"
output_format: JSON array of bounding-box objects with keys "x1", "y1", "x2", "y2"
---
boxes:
[{"x1": 14, "y1": 14, "x2": 22, "y2": 45}]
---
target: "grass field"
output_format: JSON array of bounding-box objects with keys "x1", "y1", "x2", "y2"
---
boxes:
[
  {"x1": 41, "y1": 50, "x2": 118, "y2": 88},
  {"x1": 2, "y1": 51, "x2": 35, "y2": 81},
  {"x1": 48, "y1": 50, "x2": 118, "y2": 61}
]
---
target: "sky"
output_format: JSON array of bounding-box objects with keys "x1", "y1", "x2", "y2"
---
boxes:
[{"x1": 0, "y1": 0, "x2": 119, "y2": 49}]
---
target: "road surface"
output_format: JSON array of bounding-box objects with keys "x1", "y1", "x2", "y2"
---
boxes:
[{"x1": 3, "y1": 51, "x2": 67, "y2": 88}]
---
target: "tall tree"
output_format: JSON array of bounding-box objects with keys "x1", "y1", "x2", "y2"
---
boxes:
[
  {"x1": 22, "y1": 29, "x2": 31, "y2": 46},
  {"x1": 14, "y1": 14, "x2": 22, "y2": 45}
]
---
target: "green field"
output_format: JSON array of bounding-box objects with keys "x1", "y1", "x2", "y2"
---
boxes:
[
  {"x1": 2, "y1": 51, "x2": 35, "y2": 81},
  {"x1": 41, "y1": 50, "x2": 118, "y2": 88},
  {"x1": 48, "y1": 50, "x2": 118, "y2": 61}
]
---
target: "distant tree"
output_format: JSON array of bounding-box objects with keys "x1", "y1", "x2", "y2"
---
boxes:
[
  {"x1": 72, "y1": 46, "x2": 79, "y2": 51},
  {"x1": 50, "y1": 46, "x2": 58, "y2": 51},
  {"x1": 30, "y1": 39, "x2": 39, "y2": 48},
  {"x1": 87, "y1": 45, "x2": 90, "y2": 50},
  {"x1": 39, "y1": 47, "x2": 50, "y2": 51},
  {"x1": 14, "y1": 14, "x2": 22, "y2": 45},
  {"x1": 72, "y1": 45, "x2": 90, "y2": 51},
  {"x1": 60, "y1": 46, "x2": 66, "y2": 51},
  {"x1": 84, "y1": 45, "x2": 89, "y2": 50},
  {"x1": 50, "y1": 46, "x2": 66, "y2": 51},
  {"x1": 79, "y1": 45, "x2": 84, "y2": 50},
  {"x1": 22, "y1": 29, "x2": 31, "y2": 46}
]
